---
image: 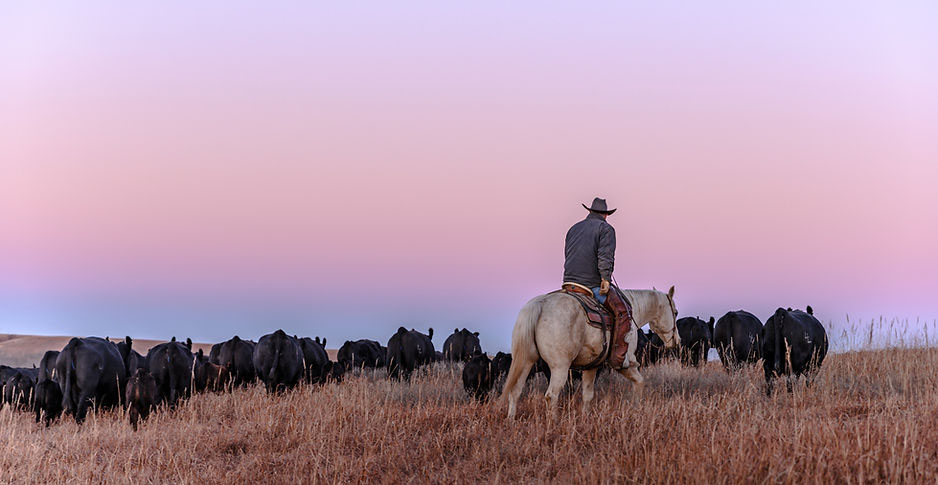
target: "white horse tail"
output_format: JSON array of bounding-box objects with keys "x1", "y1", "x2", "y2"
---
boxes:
[{"x1": 502, "y1": 298, "x2": 542, "y2": 399}]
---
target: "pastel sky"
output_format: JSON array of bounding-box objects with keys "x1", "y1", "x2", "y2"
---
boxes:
[{"x1": 2, "y1": 2, "x2": 937, "y2": 351}]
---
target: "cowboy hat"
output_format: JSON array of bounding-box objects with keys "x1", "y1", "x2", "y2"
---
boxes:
[{"x1": 582, "y1": 197, "x2": 616, "y2": 215}]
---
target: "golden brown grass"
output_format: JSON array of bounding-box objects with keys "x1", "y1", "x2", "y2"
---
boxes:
[
  {"x1": 3, "y1": 347, "x2": 938, "y2": 483},
  {"x1": 0, "y1": 334, "x2": 216, "y2": 368}
]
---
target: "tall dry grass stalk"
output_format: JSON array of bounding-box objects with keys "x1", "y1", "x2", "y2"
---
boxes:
[{"x1": 2, "y1": 348, "x2": 938, "y2": 483}]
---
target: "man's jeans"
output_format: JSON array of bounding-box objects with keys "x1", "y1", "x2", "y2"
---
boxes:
[{"x1": 592, "y1": 287, "x2": 607, "y2": 305}]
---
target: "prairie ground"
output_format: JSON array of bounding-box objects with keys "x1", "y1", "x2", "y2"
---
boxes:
[
  {"x1": 2, "y1": 346, "x2": 937, "y2": 483},
  {"x1": 0, "y1": 334, "x2": 217, "y2": 368}
]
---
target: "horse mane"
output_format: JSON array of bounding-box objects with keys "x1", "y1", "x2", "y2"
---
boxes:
[{"x1": 620, "y1": 289, "x2": 660, "y2": 316}]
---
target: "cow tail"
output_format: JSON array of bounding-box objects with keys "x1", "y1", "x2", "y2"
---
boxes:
[
  {"x1": 167, "y1": 351, "x2": 177, "y2": 404},
  {"x1": 773, "y1": 308, "x2": 785, "y2": 375},
  {"x1": 269, "y1": 346, "x2": 280, "y2": 384},
  {"x1": 63, "y1": 342, "x2": 77, "y2": 415}
]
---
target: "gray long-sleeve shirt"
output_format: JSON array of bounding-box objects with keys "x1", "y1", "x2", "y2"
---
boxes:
[{"x1": 562, "y1": 212, "x2": 616, "y2": 287}]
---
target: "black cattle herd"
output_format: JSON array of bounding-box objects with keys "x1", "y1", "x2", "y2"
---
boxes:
[{"x1": 1, "y1": 306, "x2": 828, "y2": 430}]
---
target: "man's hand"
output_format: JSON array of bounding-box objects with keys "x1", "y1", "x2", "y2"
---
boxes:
[{"x1": 600, "y1": 279, "x2": 610, "y2": 296}]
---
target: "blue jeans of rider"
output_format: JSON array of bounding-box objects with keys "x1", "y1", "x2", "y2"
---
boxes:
[{"x1": 592, "y1": 287, "x2": 607, "y2": 305}]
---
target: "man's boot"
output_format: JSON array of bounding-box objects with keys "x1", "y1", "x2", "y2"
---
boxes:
[{"x1": 603, "y1": 286, "x2": 632, "y2": 369}]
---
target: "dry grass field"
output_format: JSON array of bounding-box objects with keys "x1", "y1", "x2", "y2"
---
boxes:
[
  {"x1": 2, "y1": 344, "x2": 938, "y2": 483},
  {"x1": 0, "y1": 334, "x2": 218, "y2": 368}
]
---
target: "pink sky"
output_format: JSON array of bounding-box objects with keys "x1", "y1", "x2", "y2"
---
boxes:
[{"x1": 1, "y1": 3, "x2": 937, "y2": 348}]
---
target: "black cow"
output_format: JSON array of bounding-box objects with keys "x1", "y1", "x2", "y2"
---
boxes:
[
  {"x1": 676, "y1": 317, "x2": 714, "y2": 367},
  {"x1": 209, "y1": 342, "x2": 222, "y2": 363},
  {"x1": 492, "y1": 352, "x2": 512, "y2": 382},
  {"x1": 33, "y1": 379, "x2": 63, "y2": 427},
  {"x1": 336, "y1": 339, "x2": 385, "y2": 372},
  {"x1": 487, "y1": 352, "x2": 560, "y2": 385},
  {"x1": 116, "y1": 336, "x2": 148, "y2": 375},
  {"x1": 462, "y1": 353, "x2": 493, "y2": 401},
  {"x1": 762, "y1": 306, "x2": 828, "y2": 394},
  {"x1": 3, "y1": 369, "x2": 37, "y2": 410},
  {"x1": 212, "y1": 336, "x2": 257, "y2": 387},
  {"x1": 634, "y1": 329, "x2": 650, "y2": 366},
  {"x1": 713, "y1": 310, "x2": 763, "y2": 370},
  {"x1": 0, "y1": 366, "x2": 12, "y2": 404},
  {"x1": 126, "y1": 368, "x2": 159, "y2": 431},
  {"x1": 637, "y1": 330, "x2": 666, "y2": 366},
  {"x1": 55, "y1": 337, "x2": 127, "y2": 423},
  {"x1": 442, "y1": 328, "x2": 483, "y2": 362},
  {"x1": 380, "y1": 345, "x2": 389, "y2": 363},
  {"x1": 298, "y1": 336, "x2": 337, "y2": 385},
  {"x1": 253, "y1": 330, "x2": 305, "y2": 393},
  {"x1": 0, "y1": 365, "x2": 15, "y2": 384},
  {"x1": 386, "y1": 327, "x2": 435, "y2": 380},
  {"x1": 194, "y1": 349, "x2": 230, "y2": 393},
  {"x1": 146, "y1": 337, "x2": 194, "y2": 408},
  {"x1": 39, "y1": 351, "x2": 60, "y2": 381}
]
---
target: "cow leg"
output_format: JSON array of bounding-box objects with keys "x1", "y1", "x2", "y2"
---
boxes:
[
  {"x1": 544, "y1": 362, "x2": 571, "y2": 419},
  {"x1": 579, "y1": 368, "x2": 598, "y2": 413},
  {"x1": 74, "y1": 393, "x2": 93, "y2": 424},
  {"x1": 129, "y1": 406, "x2": 139, "y2": 431},
  {"x1": 805, "y1": 368, "x2": 819, "y2": 388}
]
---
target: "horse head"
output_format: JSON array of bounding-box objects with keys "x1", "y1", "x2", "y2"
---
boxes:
[{"x1": 649, "y1": 286, "x2": 681, "y2": 350}]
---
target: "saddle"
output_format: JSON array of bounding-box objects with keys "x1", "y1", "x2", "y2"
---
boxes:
[
  {"x1": 560, "y1": 284, "x2": 615, "y2": 330},
  {"x1": 550, "y1": 284, "x2": 633, "y2": 371}
]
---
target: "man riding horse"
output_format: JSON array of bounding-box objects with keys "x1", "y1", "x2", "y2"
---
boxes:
[
  {"x1": 563, "y1": 197, "x2": 632, "y2": 369},
  {"x1": 503, "y1": 199, "x2": 678, "y2": 418}
]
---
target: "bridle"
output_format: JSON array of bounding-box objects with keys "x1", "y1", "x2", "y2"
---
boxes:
[
  {"x1": 663, "y1": 291, "x2": 680, "y2": 348},
  {"x1": 613, "y1": 279, "x2": 680, "y2": 348}
]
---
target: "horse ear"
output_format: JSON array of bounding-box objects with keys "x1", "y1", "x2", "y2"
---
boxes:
[
  {"x1": 171, "y1": 336, "x2": 176, "y2": 342},
  {"x1": 125, "y1": 336, "x2": 132, "y2": 349},
  {"x1": 428, "y1": 328, "x2": 434, "y2": 339},
  {"x1": 186, "y1": 338, "x2": 192, "y2": 350},
  {"x1": 806, "y1": 305, "x2": 814, "y2": 315},
  {"x1": 197, "y1": 348, "x2": 203, "y2": 358},
  {"x1": 474, "y1": 332, "x2": 479, "y2": 337},
  {"x1": 322, "y1": 338, "x2": 327, "y2": 347},
  {"x1": 667, "y1": 286, "x2": 675, "y2": 298}
]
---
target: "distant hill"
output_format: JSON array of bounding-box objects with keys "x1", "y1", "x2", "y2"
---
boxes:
[{"x1": 0, "y1": 334, "x2": 338, "y2": 368}]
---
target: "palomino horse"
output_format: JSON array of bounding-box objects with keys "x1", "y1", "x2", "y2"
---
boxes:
[{"x1": 503, "y1": 286, "x2": 681, "y2": 419}]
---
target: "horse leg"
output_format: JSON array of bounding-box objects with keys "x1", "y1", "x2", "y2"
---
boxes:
[
  {"x1": 580, "y1": 368, "x2": 598, "y2": 413},
  {"x1": 504, "y1": 359, "x2": 535, "y2": 420},
  {"x1": 618, "y1": 365, "x2": 644, "y2": 395},
  {"x1": 544, "y1": 363, "x2": 571, "y2": 419}
]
